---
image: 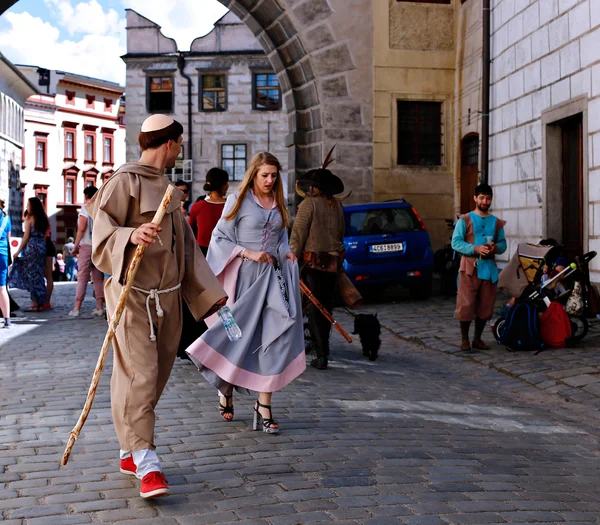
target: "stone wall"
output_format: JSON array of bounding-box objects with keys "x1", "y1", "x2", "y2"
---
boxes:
[
  {"x1": 454, "y1": 0, "x2": 483, "y2": 214},
  {"x1": 488, "y1": 0, "x2": 600, "y2": 280},
  {"x1": 220, "y1": 0, "x2": 374, "y2": 204},
  {"x1": 373, "y1": 0, "x2": 456, "y2": 250},
  {"x1": 389, "y1": 0, "x2": 454, "y2": 52}
]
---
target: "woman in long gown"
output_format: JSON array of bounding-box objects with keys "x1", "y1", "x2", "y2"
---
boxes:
[
  {"x1": 9, "y1": 198, "x2": 48, "y2": 311},
  {"x1": 186, "y1": 152, "x2": 305, "y2": 433}
]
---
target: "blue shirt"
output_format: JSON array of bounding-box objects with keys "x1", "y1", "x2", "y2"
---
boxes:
[
  {"x1": 451, "y1": 212, "x2": 507, "y2": 283},
  {"x1": 0, "y1": 211, "x2": 11, "y2": 257}
]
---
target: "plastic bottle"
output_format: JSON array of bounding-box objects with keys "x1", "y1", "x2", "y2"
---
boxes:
[{"x1": 218, "y1": 305, "x2": 242, "y2": 342}]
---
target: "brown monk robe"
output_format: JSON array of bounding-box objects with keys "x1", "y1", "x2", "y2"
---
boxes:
[{"x1": 87, "y1": 115, "x2": 226, "y2": 498}]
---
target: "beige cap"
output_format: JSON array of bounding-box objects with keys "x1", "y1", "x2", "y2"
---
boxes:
[{"x1": 141, "y1": 114, "x2": 175, "y2": 132}]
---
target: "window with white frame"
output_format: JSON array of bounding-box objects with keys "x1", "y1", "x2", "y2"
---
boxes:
[{"x1": 221, "y1": 144, "x2": 247, "y2": 181}]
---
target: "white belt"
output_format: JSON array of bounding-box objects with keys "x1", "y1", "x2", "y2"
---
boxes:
[{"x1": 131, "y1": 283, "x2": 181, "y2": 341}]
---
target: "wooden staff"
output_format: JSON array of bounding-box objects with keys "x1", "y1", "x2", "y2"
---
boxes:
[
  {"x1": 299, "y1": 279, "x2": 352, "y2": 343},
  {"x1": 61, "y1": 184, "x2": 176, "y2": 466}
]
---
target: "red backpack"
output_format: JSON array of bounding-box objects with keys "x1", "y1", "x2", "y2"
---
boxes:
[{"x1": 540, "y1": 302, "x2": 572, "y2": 348}]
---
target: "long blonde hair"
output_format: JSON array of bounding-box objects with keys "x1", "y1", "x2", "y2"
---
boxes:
[{"x1": 224, "y1": 152, "x2": 289, "y2": 228}]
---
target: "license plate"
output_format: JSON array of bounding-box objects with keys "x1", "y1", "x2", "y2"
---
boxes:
[{"x1": 370, "y1": 242, "x2": 404, "y2": 253}]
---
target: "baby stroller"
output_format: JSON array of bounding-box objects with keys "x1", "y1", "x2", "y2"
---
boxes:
[{"x1": 492, "y1": 242, "x2": 596, "y2": 347}]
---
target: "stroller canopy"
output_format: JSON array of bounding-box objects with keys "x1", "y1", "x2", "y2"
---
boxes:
[{"x1": 498, "y1": 243, "x2": 561, "y2": 298}]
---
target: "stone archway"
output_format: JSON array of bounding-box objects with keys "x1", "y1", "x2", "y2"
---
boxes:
[
  {"x1": 216, "y1": 0, "x2": 373, "y2": 203},
  {"x1": 0, "y1": 0, "x2": 374, "y2": 203}
]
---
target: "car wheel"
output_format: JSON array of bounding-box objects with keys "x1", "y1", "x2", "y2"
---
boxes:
[{"x1": 409, "y1": 279, "x2": 432, "y2": 300}]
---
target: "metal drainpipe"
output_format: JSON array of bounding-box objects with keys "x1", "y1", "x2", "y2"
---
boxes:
[
  {"x1": 481, "y1": 0, "x2": 491, "y2": 184},
  {"x1": 481, "y1": 0, "x2": 490, "y2": 184},
  {"x1": 177, "y1": 53, "x2": 193, "y2": 164}
]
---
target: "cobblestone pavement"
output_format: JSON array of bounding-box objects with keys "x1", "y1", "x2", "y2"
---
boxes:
[
  {"x1": 1, "y1": 283, "x2": 600, "y2": 524},
  {"x1": 356, "y1": 286, "x2": 600, "y2": 419}
]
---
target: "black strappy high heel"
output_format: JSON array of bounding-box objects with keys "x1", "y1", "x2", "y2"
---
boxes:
[
  {"x1": 253, "y1": 400, "x2": 279, "y2": 434},
  {"x1": 218, "y1": 394, "x2": 234, "y2": 421}
]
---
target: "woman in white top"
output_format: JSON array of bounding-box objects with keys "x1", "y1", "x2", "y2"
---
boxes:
[{"x1": 68, "y1": 186, "x2": 105, "y2": 317}]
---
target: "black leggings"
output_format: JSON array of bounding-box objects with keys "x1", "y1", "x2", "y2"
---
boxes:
[{"x1": 303, "y1": 268, "x2": 337, "y2": 359}]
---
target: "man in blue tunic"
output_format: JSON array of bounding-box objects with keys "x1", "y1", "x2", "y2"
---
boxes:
[{"x1": 451, "y1": 184, "x2": 507, "y2": 352}]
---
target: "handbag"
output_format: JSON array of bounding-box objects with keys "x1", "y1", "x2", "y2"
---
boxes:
[
  {"x1": 565, "y1": 281, "x2": 584, "y2": 316},
  {"x1": 337, "y1": 270, "x2": 363, "y2": 309}
]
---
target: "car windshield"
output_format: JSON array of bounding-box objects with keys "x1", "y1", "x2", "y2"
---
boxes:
[{"x1": 346, "y1": 208, "x2": 422, "y2": 236}]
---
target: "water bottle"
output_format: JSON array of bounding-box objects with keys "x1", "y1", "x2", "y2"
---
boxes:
[{"x1": 218, "y1": 305, "x2": 242, "y2": 342}]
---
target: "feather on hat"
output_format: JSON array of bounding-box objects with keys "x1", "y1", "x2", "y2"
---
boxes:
[{"x1": 298, "y1": 145, "x2": 345, "y2": 196}]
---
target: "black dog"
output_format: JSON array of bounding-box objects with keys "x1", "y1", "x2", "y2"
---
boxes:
[{"x1": 352, "y1": 314, "x2": 381, "y2": 361}]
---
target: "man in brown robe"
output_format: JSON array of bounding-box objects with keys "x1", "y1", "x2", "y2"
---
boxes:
[{"x1": 87, "y1": 115, "x2": 227, "y2": 498}]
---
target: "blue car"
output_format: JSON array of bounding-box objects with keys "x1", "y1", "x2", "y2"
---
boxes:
[{"x1": 342, "y1": 199, "x2": 434, "y2": 298}]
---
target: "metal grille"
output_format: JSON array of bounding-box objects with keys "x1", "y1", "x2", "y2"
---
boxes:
[
  {"x1": 461, "y1": 135, "x2": 479, "y2": 166},
  {"x1": 397, "y1": 101, "x2": 442, "y2": 166}
]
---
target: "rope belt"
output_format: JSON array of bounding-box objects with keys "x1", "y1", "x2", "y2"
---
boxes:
[{"x1": 131, "y1": 283, "x2": 182, "y2": 341}]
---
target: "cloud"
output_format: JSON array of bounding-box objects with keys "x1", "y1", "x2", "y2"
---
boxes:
[
  {"x1": 0, "y1": 0, "x2": 230, "y2": 84},
  {"x1": 0, "y1": 11, "x2": 125, "y2": 84},
  {"x1": 44, "y1": 0, "x2": 122, "y2": 37},
  {"x1": 122, "y1": 0, "x2": 229, "y2": 50}
]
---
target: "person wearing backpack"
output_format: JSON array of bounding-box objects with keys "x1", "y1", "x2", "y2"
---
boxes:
[
  {"x1": 68, "y1": 186, "x2": 105, "y2": 317},
  {"x1": 452, "y1": 184, "x2": 507, "y2": 351}
]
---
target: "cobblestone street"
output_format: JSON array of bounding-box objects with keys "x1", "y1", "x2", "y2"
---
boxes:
[{"x1": 1, "y1": 283, "x2": 600, "y2": 524}]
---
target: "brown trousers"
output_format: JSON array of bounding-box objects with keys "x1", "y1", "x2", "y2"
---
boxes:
[
  {"x1": 455, "y1": 271, "x2": 497, "y2": 322},
  {"x1": 105, "y1": 277, "x2": 182, "y2": 451}
]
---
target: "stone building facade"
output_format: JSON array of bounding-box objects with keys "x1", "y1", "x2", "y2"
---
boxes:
[
  {"x1": 123, "y1": 0, "x2": 374, "y2": 205},
  {"x1": 123, "y1": 10, "x2": 289, "y2": 199},
  {"x1": 16, "y1": 66, "x2": 125, "y2": 246},
  {"x1": 0, "y1": 52, "x2": 36, "y2": 239},
  {"x1": 375, "y1": 0, "x2": 487, "y2": 249},
  {"x1": 488, "y1": 0, "x2": 600, "y2": 281}
]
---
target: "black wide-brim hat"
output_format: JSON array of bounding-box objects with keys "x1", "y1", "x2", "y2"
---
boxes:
[{"x1": 301, "y1": 168, "x2": 344, "y2": 195}]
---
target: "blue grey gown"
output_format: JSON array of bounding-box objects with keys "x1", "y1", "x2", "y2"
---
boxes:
[{"x1": 186, "y1": 191, "x2": 305, "y2": 394}]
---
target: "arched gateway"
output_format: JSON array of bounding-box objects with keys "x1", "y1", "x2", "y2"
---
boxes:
[{"x1": 0, "y1": 0, "x2": 374, "y2": 204}]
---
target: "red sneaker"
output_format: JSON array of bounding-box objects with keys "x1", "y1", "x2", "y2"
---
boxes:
[
  {"x1": 140, "y1": 471, "x2": 169, "y2": 499},
  {"x1": 119, "y1": 456, "x2": 137, "y2": 477}
]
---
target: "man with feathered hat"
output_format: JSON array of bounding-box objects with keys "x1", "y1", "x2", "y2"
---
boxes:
[{"x1": 290, "y1": 148, "x2": 345, "y2": 370}]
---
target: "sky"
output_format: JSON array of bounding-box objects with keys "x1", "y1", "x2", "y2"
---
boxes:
[{"x1": 0, "y1": 0, "x2": 229, "y2": 85}]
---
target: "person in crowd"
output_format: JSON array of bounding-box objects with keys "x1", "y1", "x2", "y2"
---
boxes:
[
  {"x1": 63, "y1": 236, "x2": 76, "y2": 281},
  {"x1": 8, "y1": 197, "x2": 48, "y2": 312},
  {"x1": 0, "y1": 199, "x2": 12, "y2": 328},
  {"x1": 43, "y1": 232, "x2": 56, "y2": 310},
  {"x1": 175, "y1": 180, "x2": 190, "y2": 219},
  {"x1": 188, "y1": 167, "x2": 229, "y2": 255},
  {"x1": 54, "y1": 253, "x2": 66, "y2": 281},
  {"x1": 290, "y1": 165, "x2": 346, "y2": 371},
  {"x1": 452, "y1": 183, "x2": 507, "y2": 352},
  {"x1": 68, "y1": 186, "x2": 105, "y2": 317},
  {"x1": 186, "y1": 152, "x2": 305, "y2": 433},
  {"x1": 178, "y1": 168, "x2": 230, "y2": 361},
  {"x1": 87, "y1": 114, "x2": 226, "y2": 499}
]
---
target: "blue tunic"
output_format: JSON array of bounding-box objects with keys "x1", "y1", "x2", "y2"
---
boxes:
[{"x1": 452, "y1": 212, "x2": 507, "y2": 283}]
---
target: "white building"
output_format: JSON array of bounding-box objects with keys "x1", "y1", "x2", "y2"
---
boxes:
[
  {"x1": 123, "y1": 9, "x2": 288, "y2": 201},
  {"x1": 16, "y1": 66, "x2": 125, "y2": 246},
  {"x1": 0, "y1": 52, "x2": 37, "y2": 238},
  {"x1": 489, "y1": 0, "x2": 600, "y2": 281}
]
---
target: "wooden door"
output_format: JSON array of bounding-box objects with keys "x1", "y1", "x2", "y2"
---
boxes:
[
  {"x1": 460, "y1": 135, "x2": 479, "y2": 214},
  {"x1": 561, "y1": 116, "x2": 583, "y2": 259}
]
